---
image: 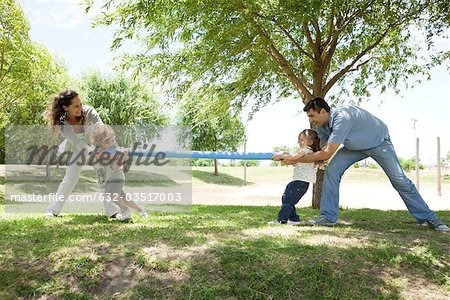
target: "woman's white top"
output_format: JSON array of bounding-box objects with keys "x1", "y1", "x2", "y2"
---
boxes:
[{"x1": 292, "y1": 147, "x2": 316, "y2": 183}]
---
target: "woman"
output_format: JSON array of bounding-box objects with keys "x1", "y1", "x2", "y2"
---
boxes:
[{"x1": 44, "y1": 89, "x2": 119, "y2": 217}]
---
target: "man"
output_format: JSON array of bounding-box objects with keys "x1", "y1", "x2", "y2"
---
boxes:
[{"x1": 273, "y1": 97, "x2": 448, "y2": 231}]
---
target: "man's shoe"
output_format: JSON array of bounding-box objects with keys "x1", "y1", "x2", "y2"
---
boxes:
[
  {"x1": 426, "y1": 220, "x2": 449, "y2": 232},
  {"x1": 287, "y1": 220, "x2": 301, "y2": 226},
  {"x1": 306, "y1": 215, "x2": 336, "y2": 226}
]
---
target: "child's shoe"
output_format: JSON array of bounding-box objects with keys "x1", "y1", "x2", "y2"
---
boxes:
[
  {"x1": 138, "y1": 209, "x2": 148, "y2": 218},
  {"x1": 119, "y1": 207, "x2": 132, "y2": 222},
  {"x1": 287, "y1": 220, "x2": 301, "y2": 226},
  {"x1": 267, "y1": 220, "x2": 286, "y2": 225}
]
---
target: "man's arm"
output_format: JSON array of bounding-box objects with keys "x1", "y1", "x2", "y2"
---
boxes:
[{"x1": 284, "y1": 143, "x2": 340, "y2": 164}]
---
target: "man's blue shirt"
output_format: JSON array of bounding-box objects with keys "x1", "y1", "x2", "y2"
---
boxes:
[{"x1": 317, "y1": 106, "x2": 390, "y2": 150}]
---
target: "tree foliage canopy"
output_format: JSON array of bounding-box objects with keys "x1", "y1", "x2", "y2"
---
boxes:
[
  {"x1": 79, "y1": 71, "x2": 169, "y2": 126},
  {"x1": 0, "y1": 0, "x2": 68, "y2": 113},
  {"x1": 177, "y1": 89, "x2": 245, "y2": 152},
  {"x1": 0, "y1": 0, "x2": 71, "y2": 163},
  {"x1": 88, "y1": 0, "x2": 449, "y2": 112}
]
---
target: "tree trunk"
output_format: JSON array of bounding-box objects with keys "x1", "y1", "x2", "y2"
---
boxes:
[
  {"x1": 312, "y1": 169, "x2": 324, "y2": 209},
  {"x1": 214, "y1": 159, "x2": 218, "y2": 176}
]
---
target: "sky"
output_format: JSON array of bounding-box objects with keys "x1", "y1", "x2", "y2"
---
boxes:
[{"x1": 17, "y1": 0, "x2": 450, "y2": 165}]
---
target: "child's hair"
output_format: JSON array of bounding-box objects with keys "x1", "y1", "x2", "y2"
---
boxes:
[
  {"x1": 90, "y1": 123, "x2": 115, "y2": 147},
  {"x1": 299, "y1": 129, "x2": 320, "y2": 152}
]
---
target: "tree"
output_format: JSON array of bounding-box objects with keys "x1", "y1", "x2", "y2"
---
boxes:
[
  {"x1": 88, "y1": 0, "x2": 450, "y2": 207},
  {"x1": 271, "y1": 145, "x2": 298, "y2": 167},
  {"x1": 0, "y1": 0, "x2": 71, "y2": 163},
  {"x1": 178, "y1": 90, "x2": 246, "y2": 176},
  {"x1": 398, "y1": 157, "x2": 424, "y2": 172},
  {"x1": 79, "y1": 71, "x2": 169, "y2": 126}
]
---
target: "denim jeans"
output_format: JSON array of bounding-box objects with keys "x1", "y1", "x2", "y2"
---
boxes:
[
  {"x1": 278, "y1": 180, "x2": 310, "y2": 222},
  {"x1": 320, "y1": 139, "x2": 436, "y2": 222}
]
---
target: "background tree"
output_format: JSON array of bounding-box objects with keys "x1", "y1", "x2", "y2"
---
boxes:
[
  {"x1": 0, "y1": 0, "x2": 71, "y2": 163},
  {"x1": 270, "y1": 145, "x2": 299, "y2": 167},
  {"x1": 79, "y1": 71, "x2": 168, "y2": 126},
  {"x1": 178, "y1": 89, "x2": 246, "y2": 176},
  {"x1": 398, "y1": 157, "x2": 425, "y2": 172},
  {"x1": 442, "y1": 150, "x2": 450, "y2": 168},
  {"x1": 88, "y1": 0, "x2": 450, "y2": 207}
]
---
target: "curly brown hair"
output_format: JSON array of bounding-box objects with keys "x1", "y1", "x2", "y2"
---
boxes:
[
  {"x1": 90, "y1": 123, "x2": 115, "y2": 148},
  {"x1": 43, "y1": 89, "x2": 85, "y2": 126}
]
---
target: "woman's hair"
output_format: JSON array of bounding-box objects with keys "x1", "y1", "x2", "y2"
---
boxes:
[
  {"x1": 44, "y1": 89, "x2": 85, "y2": 126},
  {"x1": 299, "y1": 129, "x2": 320, "y2": 152},
  {"x1": 90, "y1": 123, "x2": 115, "y2": 147}
]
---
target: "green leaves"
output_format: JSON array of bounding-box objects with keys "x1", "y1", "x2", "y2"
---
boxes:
[
  {"x1": 79, "y1": 71, "x2": 169, "y2": 126},
  {"x1": 87, "y1": 0, "x2": 449, "y2": 109},
  {"x1": 177, "y1": 87, "x2": 246, "y2": 152},
  {"x1": 0, "y1": 0, "x2": 71, "y2": 163}
]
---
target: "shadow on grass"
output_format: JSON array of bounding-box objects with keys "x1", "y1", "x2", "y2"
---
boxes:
[
  {"x1": 191, "y1": 170, "x2": 253, "y2": 186},
  {"x1": 0, "y1": 206, "x2": 448, "y2": 299},
  {"x1": 125, "y1": 170, "x2": 179, "y2": 187}
]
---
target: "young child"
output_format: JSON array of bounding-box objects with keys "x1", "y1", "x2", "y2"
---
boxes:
[
  {"x1": 268, "y1": 129, "x2": 321, "y2": 225},
  {"x1": 90, "y1": 124, "x2": 147, "y2": 221}
]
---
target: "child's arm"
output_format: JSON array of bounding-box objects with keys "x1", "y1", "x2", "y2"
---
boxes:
[
  {"x1": 111, "y1": 148, "x2": 129, "y2": 170},
  {"x1": 272, "y1": 151, "x2": 306, "y2": 164}
]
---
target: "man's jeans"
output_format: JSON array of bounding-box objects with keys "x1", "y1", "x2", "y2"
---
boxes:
[
  {"x1": 278, "y1": 180, "x2": 309, "y2": 222},
  {"x1": 321, "y1": 139, "x2": 436, "y2": 223}
]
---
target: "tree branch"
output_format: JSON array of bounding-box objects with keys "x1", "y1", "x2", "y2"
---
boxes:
[
  {"x1": 1, "y1": 76, "x2": 39, "y2": 109},
  {"x1": 264, "y1": 43, "x2": 313, "y2": 99},
  {"x1": 347, "y1": 56, "x2": 379, "y2": 72},
  {"x1": 323, "y1": 25, "x2": 393, "y2": 94},
  {"x1": 303, "y1": 21, "x2": 320, "y2": 58},
  {"x1": 252, "y1": 12, "x2": 316, "y2": 61},
  {"x1": 322, "y1": 0, "x2": 376, "y2": 63},
  {"x1": 0, "y1": 47, "x2": 4, "y2": 78},
  {"x1": 323, "y1": 7, "x2": 336, "y2": 48},
  {"x1": 311, "y1": 17, "x2": 321, "y2": 49},
  {"x1": 275, "y1": 22, "x2": 316, "y2": 61},
  {"x1": 0, "y1": 57, "x2": 17, "y2": 86},
  {"x1": 249, "y1": 16, "x2": 313, "y2": 99}
]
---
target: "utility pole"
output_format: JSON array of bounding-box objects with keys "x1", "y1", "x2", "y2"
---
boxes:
[
  {"x1": 411, "y1": 118, "x2": 419, "y2": 190},
  {"x1": 437, "y1": 137, "x2": 441, "y2": 196},
  {"x1": 243, "y1": 138, "x2": 247, "y2": 185}
]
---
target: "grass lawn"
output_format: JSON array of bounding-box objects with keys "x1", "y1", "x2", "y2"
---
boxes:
[
  {"x1": 0, "y1": 167, "x2": 449, "y2": 299},
  {"x1": 0, "y1": 207, "x2": 448, "y2": 299}
]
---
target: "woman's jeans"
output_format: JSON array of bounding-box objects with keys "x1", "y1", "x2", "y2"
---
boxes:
[
  {"x1": 320, "y1": 139, "x2": 436, "y2": 223},
  {"x1": 46, "y1": 155, "x2": 119, "y2": 217},
  {"x1": 278, "y1": 180, "x2": 309, "y2": 222}
]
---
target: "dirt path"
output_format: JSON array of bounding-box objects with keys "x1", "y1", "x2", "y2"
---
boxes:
[
  {"x1": 192, "y1": 180, "x2": 450, "y2": 211},
  {"x1": 2, "y1": 164, "x2": 448, "y2": 210}
]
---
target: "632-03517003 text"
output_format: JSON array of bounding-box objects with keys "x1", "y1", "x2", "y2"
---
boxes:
[{"x1": 112, "y1": 192, "x2": 183, "y2": 202}]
